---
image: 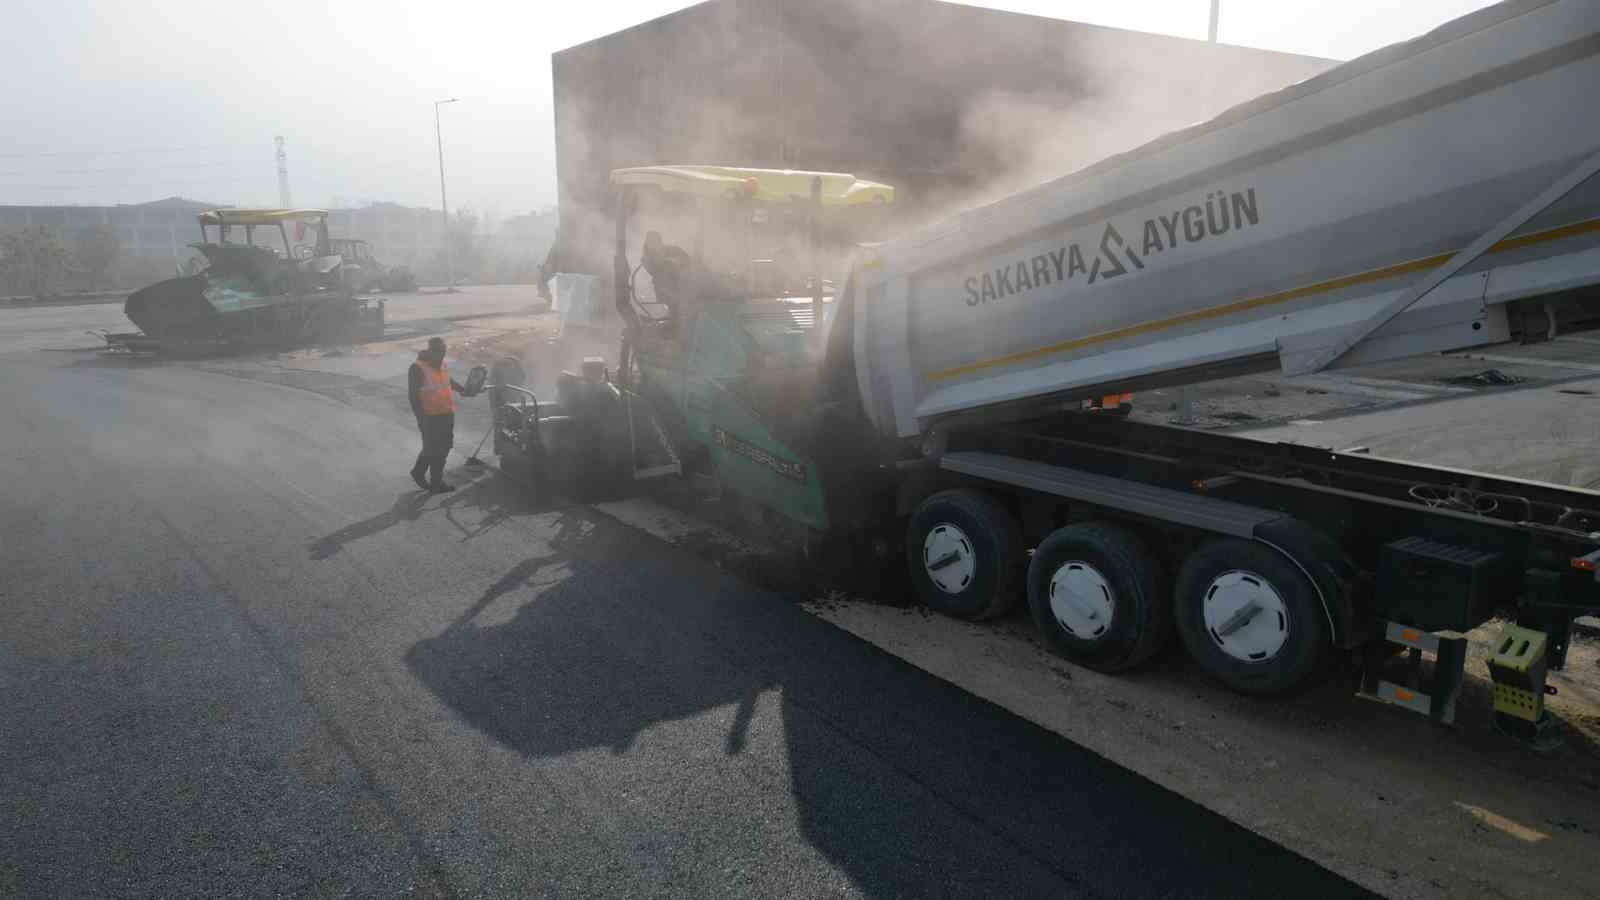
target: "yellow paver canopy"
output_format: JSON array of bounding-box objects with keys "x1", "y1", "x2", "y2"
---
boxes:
[
  {"x1": 197, "y1": 208, "x2": 328, "y2": 226},
  {"x1": 610, "y1": 166, "x2": 893, "y2": 206}
]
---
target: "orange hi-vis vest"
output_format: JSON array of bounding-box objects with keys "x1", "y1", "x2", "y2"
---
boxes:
[{"x1": 418, "y1": 361, "x2": 456, "y2": 415}]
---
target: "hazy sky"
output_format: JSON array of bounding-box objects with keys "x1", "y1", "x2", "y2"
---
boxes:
[{"x1": 6, "y1": 0, "x2": 1500, "y2": 215}]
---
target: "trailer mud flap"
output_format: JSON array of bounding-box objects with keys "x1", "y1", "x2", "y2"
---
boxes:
[{"x1": 1251, "y1": 518, "x2": 1362, "y2": 649}]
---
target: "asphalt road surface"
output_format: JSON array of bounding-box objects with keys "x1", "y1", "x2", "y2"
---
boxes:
[
  {"x1": 0, "y1": 285, "x2": 545, "y2": 356},
  {"x1": 0, "y1": 328, "x2": 1369, "y2": 897}
]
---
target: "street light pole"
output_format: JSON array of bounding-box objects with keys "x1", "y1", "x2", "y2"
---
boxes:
[
  {"x1": 1208, "y1": 0, "x2": 1220, "y2": 42},
  {"x1": 434, "y1": 97, "x2": 459, "y2": 290}
]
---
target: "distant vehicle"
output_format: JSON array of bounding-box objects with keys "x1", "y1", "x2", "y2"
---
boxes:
[
  {"x1": 104, "y1": 208, "x2": 384, "y2": 355},
  {"x1": 328, "y1": 238, "x2": 417, "y2": 294}
]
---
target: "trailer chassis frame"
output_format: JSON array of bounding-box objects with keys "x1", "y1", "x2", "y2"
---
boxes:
[{"x1": 941, "y1": 415, "x2": 1600, "y2": 667}]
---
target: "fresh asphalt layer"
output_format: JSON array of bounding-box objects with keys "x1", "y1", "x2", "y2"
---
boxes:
[{"x1": 0, "y1": 340, "x2": 1371, "y2": 898}]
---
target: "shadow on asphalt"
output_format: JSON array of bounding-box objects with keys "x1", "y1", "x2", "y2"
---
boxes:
[
  {"x1": 434, "y1": 466, "x2": 549, "y2": 544},
  {"x1": 306, "y1": 469, "x2": 566, "y2": 560},
  {"x1": 308, "y1": 491, "x2": 433, "y2": 560},
  {"x1": 403, "y1": 508, "x2": 1372, "y2": 898}
]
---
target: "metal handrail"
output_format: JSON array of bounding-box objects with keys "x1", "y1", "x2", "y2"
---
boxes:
[{"x1": 485, "y1": 383, "x2": 537, "y2": 400}]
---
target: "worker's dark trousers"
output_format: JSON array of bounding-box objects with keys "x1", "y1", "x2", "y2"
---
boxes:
[{"x1": 413, "y1": 413, "x2": 455, "y2": 486}]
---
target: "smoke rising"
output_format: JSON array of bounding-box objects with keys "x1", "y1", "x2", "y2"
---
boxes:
[{"x1": 547, "y1": 0, "x2": 1334, "y2": 289}]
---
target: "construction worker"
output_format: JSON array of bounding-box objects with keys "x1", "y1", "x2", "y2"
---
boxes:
[{"x1": 409, "y1": 337, "x2": 466, "y2": 493}]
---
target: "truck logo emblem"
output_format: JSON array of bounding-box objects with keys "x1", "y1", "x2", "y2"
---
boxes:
[
  {"x1": 1089, "y1": 222, "x2": 1145, "y2": 284},
  {"x1": 963, "y1": 188, "x2": 1261, "y2": 306}
]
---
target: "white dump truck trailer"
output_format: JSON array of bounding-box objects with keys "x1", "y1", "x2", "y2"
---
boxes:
[
  {"x1": 826, "y1": 0, "x2": 1600, "y2": 717},
  {"x1": 850, "y1": 0, "x2": 1600, "y2": 435},
  {"x1": 499, "y1": 0, "x2": 1600, "y2": 736}
]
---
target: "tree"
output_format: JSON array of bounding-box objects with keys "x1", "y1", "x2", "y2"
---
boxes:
[
  {"x1": 73, "y1": 225, "x2": 121, "y2": 291},
  {"x1": 432, "y1": 208, "x2": 483, "y2": 285},
  {"x1": 0, "y1": 227, "x2": 69, "y2": 297}
]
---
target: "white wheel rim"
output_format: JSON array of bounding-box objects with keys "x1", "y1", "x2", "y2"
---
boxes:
[
  {"x1": 923, "y1": 523, "x2": 976, "y2": 594},
  {"x1": 1201, "y1": 570, "x2": 1289, "y2": 662},
  {"x1": 1048, "y1": 561, "x2": 1115, "y2": 640}
]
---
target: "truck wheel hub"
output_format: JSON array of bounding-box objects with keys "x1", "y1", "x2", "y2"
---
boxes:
[
  {"x1": 923, "y1": 524, "x2": 976, "y2": 594},
  {"x1": 1202, "y1": 570, "x2": 1289, "y2": 662},
  {"x1": 1048, "y1": 561, "x2": 1115, "y2": 640}
]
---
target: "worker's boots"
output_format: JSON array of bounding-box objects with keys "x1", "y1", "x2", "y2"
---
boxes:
[
  {"x1": 430, "y1": 458, "x2": 453, "y2": 493},
  {"x1": 416, "y1": 455, "x2": 452, "y2": 492}
]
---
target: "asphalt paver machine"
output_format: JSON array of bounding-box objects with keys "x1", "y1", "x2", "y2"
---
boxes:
[{"x1": 490, "y1": 165, "x2": 893, "y2": 523}]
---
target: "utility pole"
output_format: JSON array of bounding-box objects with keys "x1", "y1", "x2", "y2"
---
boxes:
[
  {"x1": 434, "y1": 98, "x2": 459, "y2": 290},
  {"x1": 1208, "y1": 0, "x2": 1220, "y2": 43},
  {"x1": 275, "y1": 136, "x2": 292, "y2": 208}
]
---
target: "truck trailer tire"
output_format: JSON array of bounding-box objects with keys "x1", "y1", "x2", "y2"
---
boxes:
[
  {"x1": 1174, "y1": 538, "x2": 1329, "y2": 696},
  {"x1": 1027, "y1": 522, "x2": 1170, "y2": 673},
  {"x1": 906, "y1": 489, "x2": 1021, "y2": 621}
]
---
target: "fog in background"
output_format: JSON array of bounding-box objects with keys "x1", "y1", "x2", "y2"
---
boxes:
[{"x1": 7, "y1": 0, "x2": 1500, "y2": 213}]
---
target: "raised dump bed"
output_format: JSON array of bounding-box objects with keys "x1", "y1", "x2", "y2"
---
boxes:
[{"x1": 847, "y1": 0, "x2": 1600, "y2": 438}]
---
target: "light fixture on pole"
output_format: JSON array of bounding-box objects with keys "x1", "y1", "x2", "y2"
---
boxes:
[{"x1": 434, "y1": 97, "x2": 459, "y2": 291}]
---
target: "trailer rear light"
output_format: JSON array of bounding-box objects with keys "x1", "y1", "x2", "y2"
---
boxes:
[{"x1": 1571, "y1": 549, "x2": 1600, "y2": 572}]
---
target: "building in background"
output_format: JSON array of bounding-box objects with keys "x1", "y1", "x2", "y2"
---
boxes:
[
  {"x1": 0, "y1": 197, "x2": 557, "y2": 291},
  {"x1": 326, "y1": 202, "x2": 445, "y2": 274},
  {"x1": 551, "y1": 0, "x2": 1337, "y2": 276},
  {"x1": 0, "y1": 197, "x2": 220, "y2": 293},
  {"x1": 480, "y1": 208, "x2": 560, "y2": 284},
  {"x1": 0, "y1": 197, "x2": 216, "y2": 262}
]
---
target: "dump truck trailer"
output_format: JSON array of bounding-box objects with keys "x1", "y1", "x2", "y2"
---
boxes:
[
  {"x1": 852, "y1": 0, "x2": 1600, "y2": 434},
  {"x1": 502, "y1": 0, "x2": 1600, "y2": 735}
]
